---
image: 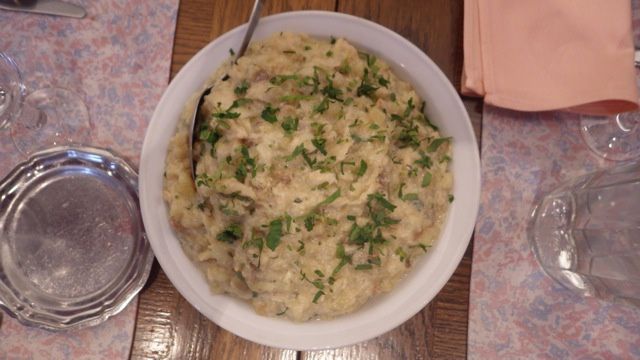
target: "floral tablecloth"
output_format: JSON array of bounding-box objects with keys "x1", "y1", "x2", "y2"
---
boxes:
[
  {"x1": 468, "y1": 1, "x2": 640, "y2": 357},
  {"x1": 0, "y1": 1, "x2": 178, "y2": 359},
  {"x1": 468, "y1": 107, "x2": 640, "y2": 358}
]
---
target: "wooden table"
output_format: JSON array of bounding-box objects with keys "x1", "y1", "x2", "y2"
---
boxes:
[{"x1": 131, "y1": 1, "x2": 481, "y2": 358}]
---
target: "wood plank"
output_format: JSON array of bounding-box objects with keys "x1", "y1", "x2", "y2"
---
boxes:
[
  {"x1": 301, "y1": 1, "x2": 469, "y2": 359},
  {"x1": 337, "y1": 0, "x2": 464, "y2": 87},
  {"x1": 209, "y1": 0, "x2": 337, "y2": 40}
]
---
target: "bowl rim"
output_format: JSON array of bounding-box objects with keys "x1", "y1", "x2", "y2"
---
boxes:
[{"x1": 140, "y1": 10, "x2": 481, "y2": 350}]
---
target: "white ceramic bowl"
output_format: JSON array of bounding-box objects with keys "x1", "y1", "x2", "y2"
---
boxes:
[{"x1": 140, "y1": 11, "x2": 480, "y2": 350}]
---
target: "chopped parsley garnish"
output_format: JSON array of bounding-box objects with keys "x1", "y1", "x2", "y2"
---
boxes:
[
  {"x1": 261, "y1": 104, "x2": 279, "y2": 123},
  {"x1": 402, "y1": 193, "x2": 419, "y2": 201},
  {"x1": 356, "y1": 78, "x2": 378, "y2": 98},
  {"x1": 304, "y1": 213, "x2": 316, "y2": 231},
  {"x1": 282, "y1": 50, "x2": 296, "y2": 54},
  {"x1": 403, "y1": 97, "x2": 415, "y2": 118},
  {"x1": 286, "y1": 144, "x2": 305, "y2": 161},
  {"x1": 312, "y1": 290, "x2": 325, "y2": 303},
  {"x1": 378, "y1": 76, "x2": 390, "y2": 88},
  {"x1": 212, "y1": 101, "x2": 241, "y2": 120},
  {"x1": 216, "y1": 223, "x2": 243, "y2": 243},
  {"x1": 395, "y1": 247, "x2": 408, "y2": 262},
  {"x1": 355, "y1": 263, "x2": 373, "y2": 270},
  {"x1": 330, "y1": 35, "x2": 337, "y2": 44},
  {"x1": 313, "y1": 97, "x2": 330, "y2": 114},
  {"x1": 396, "y1": 123, "x2": 421, "y2": 149},
  {"x1": 367, "y1": 192, "x2": 396, "y2": 212},
  {"x1": 356, "y1": 160, "x2": 367, "y2": 177},
  {"x1": 311, "y1": 137, "x2": 327, "y2": 155},
  {"x1": 330, "y1": 243, "x2": 351, "y2": 282},
  {"x1": 314, "y1": 269, "x2": 325, "y2": 278},
  {"x1": 415, "y1": 151, "x2": 432, "y2": 169},
  {"x1": 427, "y1": 137, "x2": 452, "y2": 152},
  {"x1": 301, "y1": 148, "x2": 317, "y2": 168},
  {"x1": 270, "y1": 74, "x2": 299, "y2": 85},
  {"x1": 195, "y1": 173, "x2": 213, "y2": 187},
  {"x1": 242, "y1": 235, "x2": 264, "y2": 266},
  {"x1": 266, "y1": 219, "x2": 283, "y2": 251},
  {"x1": 280, "y1": 94, "x2": 314, "y2": 102},
  {"x1": 321, "y1": 78, "x2": 343, "y2": 101},
  {"x1": 234, "y1": 145, "x2": 256, "y2": 183},
  {"x1": 198, "y1": 126, "x2": 222, "y2": 149},
  {"x1": 281, "y1": 116, "x2": 299, "y2": 134},
  {"x1": 421, "y1": 172, "x2": 432, "y2": 187},
  {"x1": 325, "y1": 50, "x2": 333, "y2": 57},
  {"x1": 319, "y1": 189, "x2": 341, "y2": 206},
  {"x1": 448, "y1": 194, "x2": 455, "y2": 203},
  {"x1": 337, "y1": 59, "x2": 351, "y2": 75},
  {"x1": 234, "y1": 80, "x2": 249, "y2": 96}
]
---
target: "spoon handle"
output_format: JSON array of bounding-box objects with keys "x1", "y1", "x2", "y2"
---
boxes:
[{"x1": 235, "y1": 0, "x2": 263, "y2": 59}]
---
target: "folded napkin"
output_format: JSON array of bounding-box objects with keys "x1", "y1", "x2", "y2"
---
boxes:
[{"x1": 463, "y1": 0, "x2": 639, "y2": 115}]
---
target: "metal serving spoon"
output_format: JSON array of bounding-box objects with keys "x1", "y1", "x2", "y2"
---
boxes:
[{"x1": 189, "y1": 0, "x2": 263, "y2": 182}]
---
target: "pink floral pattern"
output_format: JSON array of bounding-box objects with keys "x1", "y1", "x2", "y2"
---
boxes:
[
  {"x1": 0, "y1": 0, "x2": 178, "y2": 358},
  {"x1": 470, "y1": 1, "x2": 640, "y2": 357}
]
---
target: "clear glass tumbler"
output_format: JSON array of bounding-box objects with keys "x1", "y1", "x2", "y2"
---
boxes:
[{"x1": 528, "y1": 161, "x2": 640, "y2": 307}]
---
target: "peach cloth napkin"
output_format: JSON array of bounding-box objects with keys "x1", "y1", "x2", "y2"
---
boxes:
[{"x1": 462, "y1": 0, "x2": 639, "y2": 115}]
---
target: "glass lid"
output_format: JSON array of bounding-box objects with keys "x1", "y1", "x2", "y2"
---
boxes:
[{"x1": 0, "y1": 146, "x2": 153, "y2": 331}]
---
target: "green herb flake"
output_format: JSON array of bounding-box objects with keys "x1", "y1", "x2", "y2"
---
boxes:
[
  {"x1": 319, "y1": 189, "x2": 341, "y2": 206},
  {"x1": 281, "y1": 116, "x2": 299, "y2": 134},
  {"x1": 337, "y1": 59, "x2": 351, "y2": 75},
  {"x1": 367, "y1": 192, "x2": 396, "y2": 212},
  {"x1": 321, "y1": 79, "x2": 343, "y2": 101},
  {"x1": 261, "y1": 104, "x2": 279, "y2": 123},
  {"x1": 325, "y1": 50, "x2": 333, "y2": 57},
  {"x1": 270, "y1": 74, "x2": 299, "y2": 85},
  {"x1": 311, "y1": 137, "x2": 327, "y2": 155},
  {"x1": 195, "y1": 173, "x2": 213, "y2": 187},
  {"x1": 313, "y1": 97, "x2": 330, "y2": 114},
  {"x1": 402, "y1": 193, "x2": 419, "y2": 201},
  {"x1": 415, "y1": 151, "x2": 432, "y2": 169},
  {"x1": 330, "y1": 36, "x2": 337, "y2": 44},
  {"x1": 304, "y1": 213, "x2": 316, "y2": 231},
  {"x1": 356, "y1": 81, "x2": 378, "y2": 98},
  {"x1": 234, "y1": 80, "x2": 249, "y2": 96},
  {"x1": 286, "y1": 144, "x2": 305, "y2": 161},
  {"x1": 312, "y1": 290, "x2": 325, "y2": 304},
  {"x1": 355, "y1": 263, "x2": 373, "y2": 270},
  {"x1": 395, "y1": 247, "x2": 408, "y2": 262},
  {"x1": 422, "y1": 172, "x2": 432, "y2": 188},
  {"x1": 427, "y1": 137, "x2": 452, "y2": 152},
  {"x1": 314, "y1": 269, "x2": 325, "y2": 278},
  {"x1": 448, "y1": 194, "x2": 455, "y2": 203},
  {"x1": 403, "y1": 97, "x2": 415, "y2": 118},
  {"x1": 280, "y1": 94, "x2": 314, "y2": 103},
  {"x1": 216, "y1": 224, "x2": 243, "y2": 243},
  {"x1": 266, "y1": 219, "x2": 283, "y2": 251},
  {"x1": 356, "y1": 160, "x2": 367, "y2": 177},
  {"x1": 378, "y1": 76, "x2": 390, "y2": 88}
]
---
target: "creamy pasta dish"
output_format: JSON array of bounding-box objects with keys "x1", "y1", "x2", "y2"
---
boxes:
[{"x1": 163, "y1": 32, "x2": 453, "y2": 321}]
